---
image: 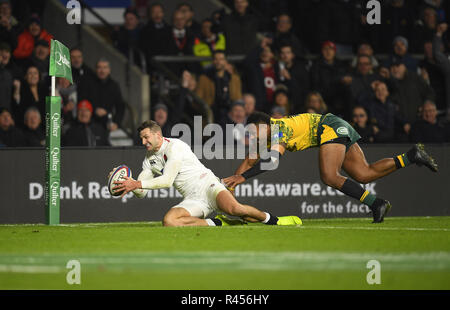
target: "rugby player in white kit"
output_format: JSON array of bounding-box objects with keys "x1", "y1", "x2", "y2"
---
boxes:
[{"x1": 112, "y1": 120, "x2": 301, "y2": 227}]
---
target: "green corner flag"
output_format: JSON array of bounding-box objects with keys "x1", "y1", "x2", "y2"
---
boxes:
[
  {"x1": 49, "y1": 39, "x2": 73, "y2": 84},
  {"x1": 45, "y1": 39, "x2": 72, "y2": 225}
]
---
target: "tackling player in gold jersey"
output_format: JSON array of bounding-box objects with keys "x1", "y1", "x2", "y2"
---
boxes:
[{"x1": 224, "y1": 112, "x2": 438, "y2": 223}]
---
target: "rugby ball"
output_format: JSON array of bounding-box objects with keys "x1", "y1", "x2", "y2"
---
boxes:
[{"x1": 107, "y1": 165, "x2": 132, "y2": 196}]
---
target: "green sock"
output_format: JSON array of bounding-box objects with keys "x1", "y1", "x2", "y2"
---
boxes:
[
  {"x1": 341, "y1": 179, "x2": 380, "y2": 209},
  {"x1": 394, "y1": 153, "x2": 411, "y2": 169}
]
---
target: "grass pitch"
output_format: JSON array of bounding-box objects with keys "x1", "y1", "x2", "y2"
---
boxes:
[{"x1": 0, "y1": 216, "x2": 449, "y2": 290}]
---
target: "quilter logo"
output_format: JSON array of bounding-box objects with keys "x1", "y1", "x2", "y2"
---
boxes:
[
  {"x1": 66, "y1": 0, "x2": 81, "y2": 25},
  {"x1": 366, "y1": 0, "x2": 381, "y2": 25}
]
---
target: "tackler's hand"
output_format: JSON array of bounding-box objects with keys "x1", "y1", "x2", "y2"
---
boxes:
[
  {"x1": 221, "y1": 179, "x2": 235, "y2": 195},
  {"x1": 223, "y1": 175, "x2": 245, "y2": 189}
]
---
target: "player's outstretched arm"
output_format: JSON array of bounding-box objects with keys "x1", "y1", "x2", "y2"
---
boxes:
[
  {"x1": 140, "y1": 158, "x2": 181, "y2": 190},
  {"x1": 224, "y1": 144, "x2": 286, "y2": 188},
  {"x1": 113, "y1": 144, "x2": 183, "y2": 197}
]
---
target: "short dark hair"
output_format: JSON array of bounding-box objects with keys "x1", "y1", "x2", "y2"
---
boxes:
[
  {"x1": 70, "y1": 46, "x2": 82, "y2": 53},
  {"x1": 212, "y1": 49, "x2": 226, "y2": 57},
  {"x1": 0, "y1": 42, "x2": 11, "y2": 52},
  {"x1": 279, "y1": 43, "x2": 294, "y2": 54},
  {"x1": 138, "y1": 120, "x2": 162, "y2": 134},
  {"x1": 201, "y1": 18, "x2": 213, "y2": 25},
  {"x1": 0, "y1": 107, "x2": 11, "y2": 116},
  {"x1": 277, "y1": 13, "x2": 292, "y2": 23},
  {"x1": 150, "y1": 2, "x2": 164, "y2": 11},
  {"x1": 177, "y1": 2, "x2": 193, "y2": 11},
  {"x1": 247, "y1": 111, "x2": 271, "y2": 125}
]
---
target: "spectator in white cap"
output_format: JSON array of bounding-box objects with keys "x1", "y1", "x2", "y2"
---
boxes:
[{"x1": 384, "y1": 36, "x2": 418, "y2": 73}]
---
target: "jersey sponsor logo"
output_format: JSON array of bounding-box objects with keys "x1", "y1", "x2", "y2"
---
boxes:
[{"x1": 337, "y1": 127, "x2": 349, "y2": 135}]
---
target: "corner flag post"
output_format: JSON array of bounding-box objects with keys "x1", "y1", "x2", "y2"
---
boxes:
[{"x1": 45, "y1": 39, "x2": 73, "y2": 225}]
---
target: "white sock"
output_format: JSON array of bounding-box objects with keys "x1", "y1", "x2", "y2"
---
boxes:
[
  {"x1": 206, "y1": 219, "x2": 216, "y2": 226},
  {"x1": 262, "y1": 212, "x2": 270, "y2": 224}
]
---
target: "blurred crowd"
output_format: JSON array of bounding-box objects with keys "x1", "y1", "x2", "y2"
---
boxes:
[{"x1": 1, "y1": 0, "x2": 450, "y2": 148}]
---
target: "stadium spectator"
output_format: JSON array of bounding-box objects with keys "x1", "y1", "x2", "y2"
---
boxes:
[
  {"x1": 167, "y1": 9, "x2": 195, "y2": 56},
  {"x1": 278, "y1": 43, "x2": 310, "y2": 114},
  {"x1": 0, "y1": 107, "x2": 26, "y2": 147},
  {"x1": 22, "y1": 106, "x2": 44, "y2": 146},
  {"x1": 77, "y1": 58, "x2": 125, "y2": 131},
  {"x1": 310, "y1": 41, "x2": 347, "y2": 116},
  {"x1": 195, "y1": 50, "x2": 242, "y2": 124},
  {"x1": 177, "y1": 2, "x2": 201, "y2": 38},
  {"x1": 152, "y1": 103, "x2": 172, "y2": 138},
  {"x1": 413, "y1": 6, "x2": 438, "y2": 53},
  {"x1": 389, "y1": 60, "x2": 435, "y2": 124},
  {"x1": 12, "y1": 14, "x2": 52, "y2": 61},
  {"x1": 432, "y1": 23, "x2": 450, "y2": 119},
  {"x1": 351, "y1": 105, "x2": 377, "y2": 144},
  {"x1": 270, "y1": 105, "x2": 287, "y2": 119},
  {"x1": 0, "y1": 0, "x2": 20, "y2": 51},
  {"x1": 112, "y1": 7, "x2": 143, "y2": 66},
  {"x1": 177, "y1": 70, "x2": 198, "y2": 119},
  {"x1": 272, "y1": 13, "x2": 307, "y2": 59},
  {"x1": 344, "y1": 55, "x2": 381, "y2": 105},
  {"x1": 242, "y1": 93, "x2": 255, "y2": 117},
  {"x1": 410, "y1": 100, "x2": 449, "y2": 143},
  {"x1": 315, "y1": 0, "x2": 361, "y2": 55},
  {"x1": 12, "y1": 65, "x2": 47, "y2": 127},
  {"x1": 384, "y1": 36, "x2": 419, "y2": 73},
  {"x1": 193, "y1": 18, "x2": 226, "y2": 70},
  {"x1": 22, "y1": 39, "x2": 49, "y2": 81},
  {"x1": 373, "y1": 0, "x2": 415, "y2": 53},
  {"x1": 244, "y1": 38, "x2": 278, "y2": 113},
  {"x1": 420, "y1": 40, "x2": 446, "y2": 111},
  {"x1": 70, "y1": 47, "x2": 95, "y2": 87},
  {"x1": 0, "y1": 41, "x2": 22, "y2": 79},
  {"x1": 273, "y1": 86, "x2": 291, "y2": 115},
  {"x1": 221, "y1": 0, "x2": 259, "y2": 55},
  {"x1": 161, "y1": 9, "x2": 196, "y2": 75},
  {"x1": 227, "y1": 100, "x2": 246, "y2": 125},
  {"x1": 304, "y1": 91, "x2": 328, "y2": 114},
  {"x1": 0, "y1": 44, "x2": 12, "y2": 111},
  {"x1": 224, "y1": 100, "x2": 247, "y2": 145},
  {"x1": 350, "y1": 42, "x2": 379, "y2": 69},
  {"x1": 63, "y1": 100, "x2": 109, "y2": 147},
  {"x1": 422, "y1": 0, "x2": 446, "y2": 20},
  {"x1": 55, "y1": 76, "x2": 77, "y2": 127},
  {"x1": 139, "y1": 2, "x2": 170, "y2": 71},
  {"x1": 361, "y1": 81, "x2": 410, "y2": 142}
]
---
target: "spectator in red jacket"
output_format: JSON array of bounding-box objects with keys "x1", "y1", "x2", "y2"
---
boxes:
[{"x1": 12, "y1": 14, "x2": 53, "y2": 60}]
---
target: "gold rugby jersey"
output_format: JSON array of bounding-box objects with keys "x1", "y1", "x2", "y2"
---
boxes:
[{"x1": 269, "y1": 113, "x2": 322, "y2": 152}]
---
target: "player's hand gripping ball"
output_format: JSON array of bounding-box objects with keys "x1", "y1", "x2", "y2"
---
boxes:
[{"x1": 107, "y1": 165, "x2": 132, "y2": 196}]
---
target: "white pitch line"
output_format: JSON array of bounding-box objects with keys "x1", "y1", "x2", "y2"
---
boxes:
[
  {"x1": 301, "y1": 226, "x2": 450, "y2": 232},
  {"x1": 0, "y1": 265, "x2": 62, "y2": 273}
]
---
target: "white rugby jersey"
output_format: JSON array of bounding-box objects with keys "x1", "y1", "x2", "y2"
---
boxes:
[{"x1": 138, "y1": 138, "x2": 215, "y2": 197}]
